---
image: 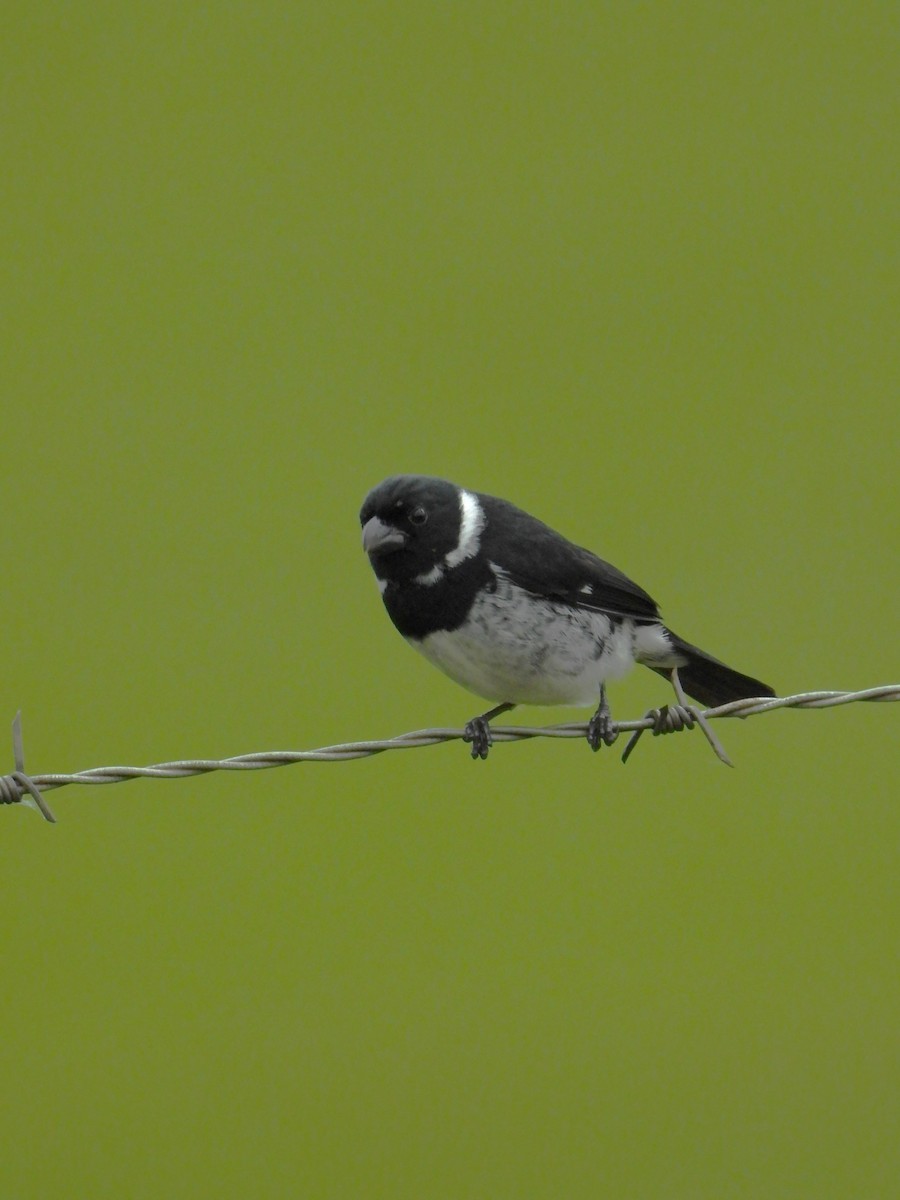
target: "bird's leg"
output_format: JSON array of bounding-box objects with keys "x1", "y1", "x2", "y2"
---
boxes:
[
  {"x1": 587, "y1": 683, "x2": 619, "y2": 751},
  {"x1": 621, "y1": 668, "x2": 733, "y2": 766},
  {"x1": 463, "y1": 702, "x2": 516, "y2": 761}
]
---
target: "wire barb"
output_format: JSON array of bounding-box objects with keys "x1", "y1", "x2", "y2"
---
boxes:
[
  {"x1": 0, "y1": 712, "x2": 57, "y2": 822},
  {"x1": 3, "y1": 686, "x2": 898, "y2": 822}
]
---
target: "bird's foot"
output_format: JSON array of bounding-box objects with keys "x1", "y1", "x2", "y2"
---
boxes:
[
  {"x1": 462, "y1": 702, "x2": 516, "y2": 761},
  {"x1": 463, "y1": 715, "x2": 493, "y2": 760},
  {"x1": 587, "y1": 686, "x2": 619, "y2": 751}
]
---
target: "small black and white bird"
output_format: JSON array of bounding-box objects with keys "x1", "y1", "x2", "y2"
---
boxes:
[{"x1": 360, "y1": 475, "x2": 775, "y2": 761}]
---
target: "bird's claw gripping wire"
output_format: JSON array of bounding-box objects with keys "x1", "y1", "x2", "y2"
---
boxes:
[
  {"x1": 463, "y1": 702, "x2": 516, "y2": 760},
  {"x1": 587, "y1": 684, "x2": 619, "y2": 751},
  {"x1": 463, "y1": 716, "x2": 492, "y2": 760}
]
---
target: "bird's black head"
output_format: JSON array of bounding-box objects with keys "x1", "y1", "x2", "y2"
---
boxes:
[{"x1": 360, "y1": 474, "x2": 481, "y2": 585}]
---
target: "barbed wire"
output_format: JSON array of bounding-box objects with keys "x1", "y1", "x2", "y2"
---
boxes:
[{"x1": 2, "y1": 685, "x2": 897, "y2": 824}]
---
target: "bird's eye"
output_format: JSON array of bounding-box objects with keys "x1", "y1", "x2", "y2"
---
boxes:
[{"x1": 409, "y1": 506, "x2": 428, "y2": 526}]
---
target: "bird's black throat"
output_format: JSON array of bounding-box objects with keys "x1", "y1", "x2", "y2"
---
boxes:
[{"x1": 380, "y1": 556, "x2": 495, "y2": 640}]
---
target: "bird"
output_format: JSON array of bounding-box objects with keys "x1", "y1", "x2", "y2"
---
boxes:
[{"x1": 360, "y1": 474, "x2": 775, "y2": 762}]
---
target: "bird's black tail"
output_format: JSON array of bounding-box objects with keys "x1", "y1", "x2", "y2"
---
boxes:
[{"x1": 655, "y1": 632, "x2": 775, "y2": 709}]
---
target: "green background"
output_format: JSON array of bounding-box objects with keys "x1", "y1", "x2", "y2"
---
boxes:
[{"x1": 3, "y1": 3, "x2": 898, "y2": 1196}]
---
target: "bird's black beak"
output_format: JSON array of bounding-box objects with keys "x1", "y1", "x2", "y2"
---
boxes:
[{"x1": 362, "y1": 516, "x2": 407, "y2": 556}]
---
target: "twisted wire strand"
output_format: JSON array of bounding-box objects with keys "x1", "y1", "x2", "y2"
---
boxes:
[{"x1": 2, "y1": 686, "x2": 897, "y2": 824}]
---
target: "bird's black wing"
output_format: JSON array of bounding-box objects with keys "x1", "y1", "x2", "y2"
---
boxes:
[{"x1": 480, "y1": 494, "x2": 661, "y2": 622}]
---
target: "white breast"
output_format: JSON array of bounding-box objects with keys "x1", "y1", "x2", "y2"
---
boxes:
[{"x1": 409, "y1": 575, "x2": 646, "y2": 707}]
